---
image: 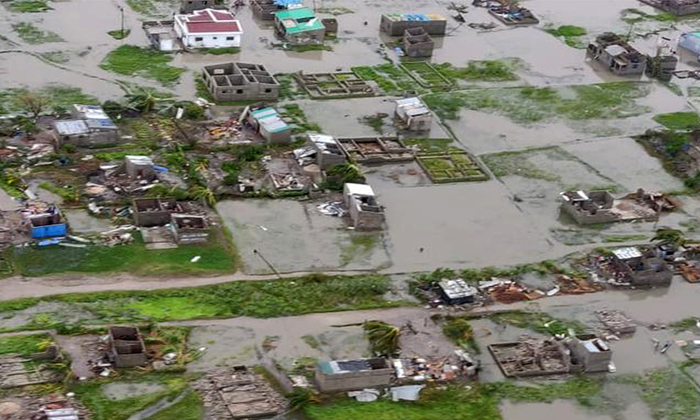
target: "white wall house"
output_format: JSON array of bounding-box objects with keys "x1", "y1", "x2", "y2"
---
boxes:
[{"x1": 174, "y1": 8, "x2": 243, "y2": 48}]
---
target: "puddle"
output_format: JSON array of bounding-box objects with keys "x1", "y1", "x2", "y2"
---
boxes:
[{"x1": 102, "y1": 382, "x2": 167, "y2": 401}]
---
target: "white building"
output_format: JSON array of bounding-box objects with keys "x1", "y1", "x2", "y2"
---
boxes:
[{"x1": 174, "y1": 8, "x2": 243, "y2": 49}]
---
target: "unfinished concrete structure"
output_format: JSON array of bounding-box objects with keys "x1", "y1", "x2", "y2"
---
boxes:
[
  {"x1": 170, "y1": 214, "x2": 209, "y2": 244},
  {"x1": 181, "y1": 0, "x2": 225, "y2": 13},
  {"x1": 295, "y1": 71, "x2": 374, "y2": 98},
  {"x1": 640, "y1": 0, "x2": 700, "y2": 15},
  {"x1": 567, "y1": 335, "x2": 612, "y2": 373},
  {"x1": 343, "y1": 183, "x2": 385, "y2": 230},
  {"x1": 202, "y1": 62, "x2": 279, "y2": 102},
  {"x1": 308, "y1": 134, "x2": 347, "y2": 170},
  {"x1": 251, "y1": 0, "x2": 282, "y2": 20},
  {"x1": 338, "y1": 137, "x2": 414, "y2": 164},
  {"x1": 132, "y1": 198, "x2": 183, "y2": 227},
  {"x1": 380, "y1": 13, "x2": 447, "y2": 36},
  {"x1": 402, "y1": 27, "x2": 434, "y2": 57},
  {"x1": 437, "y1": 278, "x2": 478, "y2": 305},
  {"x1": 109, "y1": 326, "x2": 148, "y2": 368},
  {"x1": 488, "y1": 339, "x2": 571, "y2": 378},
  {"x1": 611, "y1": 247, "x2": 673, "y2": 287},
  {"x1": 143, "y1": 20, "x2": 179, "y2": 51},
  {"x1": 315, "y1": 358, "x2": 393, "y2": 392},
  {"x1": 587, "y1": 33, "x2": 646, "y2": 76},
  {"x1": 322, "y1": 17, "x2": 338, "y2": 35},
  {"x1": 246, "y1": 107, "x2": 292, "y2": 144},
  {"x1": 273, "y1": 7, "x2": 326, "y2": 45},
  {"x1": 124, "y1": 155, "x2": 156, "y2": 181},
  {"x1": 395, "y1": 97, "x2": 432, "y2": 131},
  {"x1": 559, "y1": 189, "x2": 673, "y2": 225}
]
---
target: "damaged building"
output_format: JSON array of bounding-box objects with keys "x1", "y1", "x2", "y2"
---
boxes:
[
  {"x1": 402, "y1": 27, "x2": 434, "y2": 57},
  {"x1": 559, "y1": 189, "x2": 674, "y2": 225},
  {"x1": 437, "y1": 278, "x2": 478, "y2": 305},
  {"x1": 315, "y1": 358, "x2": 394, "y2": 392},
  {"x1": 489, "y1": 338, "x2": 571, "y2": 378},
  {"x1": 587, "y1": 33, "x2": 646, "y2": 76},
  {"x1": 640, "y1": 0, "x2": 700, "y2": 15},
  {"x1": 53, "y1": 105, "x2": 119, "y2": 148},
  {"x1": 380, "y1": 13, "x2": 447, "y2": 36},
  {"x1": 202, "y1": 62, "x2": 279, "y2": 102},
  {"x1": 610, "y1": 247, "x2": 673, "y2": 287},
  {"x1": 181, "y1": 0, "x2": 226, "y2": 13},
  {"x1": 273, "y1": 7, "x2": 325, "y2": 45},
  {"x1": 143, "y1": 20, "x2": 179, "y2": 51},
  {"x1": 109, "y1": 326, "x2": 148, "y2": 368},
  {"x1": 395, "y1": 97, "x2": 432, "y2": 131},
  {"x1": 124, "y1": 155, "x2": 157, "y2": 181},
  {"x1": 245, "y1": 107, "x2": 292, "y2": 144},
  {"x1": 24, "y1": 204, "x2": 67, "y2": 239},
  {"x1": 132, "y1": 198, "x2": 183, "y2": 227},
  {"x1": 304, "y1": 134, "x2": 347, "y2": 170},
  {"x1": 251, "y1": 0, "x2": 300, "y2": 20},
  {"x1": 488, "y1": 2, "x2": 539, "y2": 25},
  {"x1": 170, "y1": 214, "x2": 209, "y2": 244},
  {"x1": 343, "y1": 183, "x2": 385, "y2": 230},
  {"x1": 566, "y1": 335, "x2": 613, "y2": 373},
  {"x1": 338, "y1": 137, "x2": 414, "y2": 164},
  {"x1": 295, "y1": 71, "x2": 375, "y2": 99}
]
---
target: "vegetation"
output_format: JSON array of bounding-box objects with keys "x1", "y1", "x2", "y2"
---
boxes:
[
  {"x1": 317, "y1": 7, "x2": 354, "y2": 15},
  {"x1": 622, "y1": 8, "x2": 677, "y2": 23},
  {"x1": 126, "y1": 0, "x2": 180, "y2": 17},
  {"x1": 424, "y1": 82, "x2": 651, "y2": 122},
  {"x1": 669, "y1": 317, "x2": 699, "y2": 333},
  {"x1": 287, "y1": 44, "x2": 333, "y2": 52},
  {"x1": 6, "y1": 0, "x2": 52, "y2": 12},
  {"x1": 324, "y1": 163, "x2": 365, "y2": 190},
  {"x1": 196, "y1": 47, "x2": 240, "y2": 55},
  {"x1": 353, "y1": 64, "x2": 419, "y2": 94},
  {"x1": 545, "y1": 25, "x2": 587, "y2": 48},
  {"x1": 72, "y1": 373, "x2": 188, "y2": 420},
  {"x1": 9, "y1": 230, "x2": 236, "y2": 277},
  {"x1": 280, "y1": 104, "x2": 322, "y2": 133},
  {"x1": 363, "y1": 320, "x2": 401, "y2": 356},
  {"x1": 12, "y1": 22, "x2": 63, "y2": 44},
  {"x1": 107, "y1": 29, "x2": 131, "y2": 40},
  {"x1": 340, "y1": 234, "x2": 380, "y2": 266},
  {"x1": 489, "y1": 310, "x2": 588, "y2": 336},
  {"x1": 434, "y1": 60, "x2": 518, "y2": 82},
  {"x1": 101, "y1": 45, "x2": 186, "y2": 85},
  {"x1": 482, "y1": 146, "x2": 571, "y2": 181},
  {"x1": 654, "y1": 112, "x2": 700, "y2": 130},
  {"x1": 620, "y1": 368, "x2": 700, "y2": 420},
  {"x1": 360, "y1": 113, "x2": 387, "y2": 134},
  {"x1": 306, "y1": 378, "x2": 602, "y2": 420},
  {"x1": 39, "y1": 181, "x2": 79, "y2": 203},
  {"x1": 0, "y1": 274, "x2": 404, "y2": 325},
  {"x1": 441, "y1": 317, "x2": 478, "y2": 353},
  {"x1": 144, "y1": 390, "x2": 203, "y2": 420},
  {"x1": 0, "y1": 333, "x2": 51, "y2": 356}
]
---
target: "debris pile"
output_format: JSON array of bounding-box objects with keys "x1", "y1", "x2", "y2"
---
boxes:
[
  {"x1": 488, "y1": 336, "x2": 570, "y2": 378},
  {"x1": 317, "y1": 201, "x2": 345, "y2": 217},
  {"x1": 596, "y1": 310, "x2": 636, "y2": 335},
  {"x1": 0, "y1": 393, "x2": 86, "y2": 420}
]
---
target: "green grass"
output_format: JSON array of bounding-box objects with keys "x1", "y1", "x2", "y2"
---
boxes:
[
  {"x1": 402, "y1": 138, "x2": 462, "y2": 154},
  {"x1": 0, "y1": 85, "x2": 98, "y2": 114},
  {"x1": 0, "y1": 333, "x2": 51, "y2": 355},
  {"x1": 39, "y1": 181, "x2": 79, "y2": 203},
  {"x1": 622, "y1": 8, "x2": 678, "y2": 23},
  {"x1": 654, "y1": 112, "x2": 700, "y2": 130},
  {"x1": 107, "y1": 29, "x2": 131, "y2": 40},
  {"x1": 441, "y1": 317, "x2": 479, "y2": 353},
  {"x1": 0, "y1": 274, "x2": 404, "y2": 325},
  {"x1": 40, "y1": 51, "x2": 70, "y2": 64},
  {"x1": 620, "y1": 368, "x2": 700, "y2": 420},
  {"x1": 339, "y1": 234, "x2": 380, "y2": 266},
  {"x1": 489, "y1": 310, "x2": 588, "y2": 336},
  {"x1": 352, "y1": 64, "x2": 421, "y2": 94},
  {"x1": 10, "y1": 231, "x2": 236, "y2": 277},
  {"x1": 434, "y1": 60, "x2": 518, "y2": 82},
  {"x1": 12, "y1": 22, "x2": 63, "y2": 44},
  {"x1": 72, "y1": 373, "x2": 188, "y2": 420},
  {"x1": 669, "y1": 317, "x2": 699, "y2": 333},
  {"x1": 287, "y1": 44, "x2": 333, "y2": 52},
  {"x1": 602, "y1": 234, "x2": 647, "y2": 243},
  {"x1": 545, "y1": 25, "x2": 587, "y2": 48},
  {"x1": 481, "y1": 146, "x2": 569, "y2": 181},
  {"x1": 126, "y1": 0, "x2": 179, "y2": 17},
  {"x1": 144, "y1": 390, "x2": 203, "y2": 420},
  {"x1": 6, "y1": 0, "x2": 52, "y2": 12},
  {"x1": 94, "y1": 149, "x2": 151, "y2": 161},
  {"x1": 280, "y1": 103, "x2": 322, "y2": 133},
  {"x1": 196, "y1": 47, "x2": 240, "y2": 55},
  {"x1": 306, "y1": 378, "x2": 602, "y2": 420},
  {"x1": 424, "y1": 82, "x2": 651, "y2": 122},
  {"x1": 101, "y1": 45, "x2": 186, "y2": 85}
]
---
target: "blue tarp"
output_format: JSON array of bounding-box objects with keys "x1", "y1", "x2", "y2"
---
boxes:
[
  {"x1": 153, "y1": 165, "x2": 169, "y2": 172},
  {"x1": 273, "y1": 0, "x2": 302, "y2": 6}
]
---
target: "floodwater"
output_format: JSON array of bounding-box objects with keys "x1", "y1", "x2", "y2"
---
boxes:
[
  {"x1": 501, "y1": 400, "x2": 614, "y2": 420},
  {"x1": 63, "y1": 209, "x2": 113, "y2": 234},
  {"x1": 216, "y1": 198, "x2": 391, "y2": 274}
]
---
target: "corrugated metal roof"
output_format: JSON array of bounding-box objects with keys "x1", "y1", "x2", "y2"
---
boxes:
[
  {"x1": 85, "y1": 118, "x2": 117, "y2": 129},
  {"x1": 612, "y1": 247, "x2": 642, "y2": 260},
  {"x1": 55, "y1": 120, "x2": 88, "y2": 135},
  {"x1": 345, "y1": 183, "x2": 375, "y2": 197}
]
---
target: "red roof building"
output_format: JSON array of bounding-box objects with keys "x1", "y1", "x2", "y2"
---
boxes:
[{"x1": 174, "y1": 8, "x2": 243, "y2": 48}]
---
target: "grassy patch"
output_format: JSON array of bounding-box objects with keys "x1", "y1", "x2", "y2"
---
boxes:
[
  {"x1": 402, "y1": 138, "x2": 462, "y2": 154},
  {"x1": 620, "y1": 368, "x2": 700, "y2": 420},
  {"x1": 196, "y1": 47, "x2": 240, "y2": 55},
  {"x1": 489, "y1": 310, "x2": 588, "y2": 336},
  {"x1": 441, "y1": 316, "x2": 479, "y2": 353},
  {"x1": 481, "y1": 146, "x2": 570, "y2": 181},
  {"x1": 107, "y1": 29, "x2": 131, "y2": 40},
  {"x1": 654, "y1": 112, "x2": 700, "y2": 130},
  {"x1": 145, "y1": 390, "x2": 203, "y2": 420},
  {"x1": 302, "y1": 334, "x2": 321, "y2": 350},
  {"x1": 545, "y1": 25, "x2": 587, "y2": 48},
  {"x1": 0, "y1": 333, "x2": 51, "y2": 356},
  {"x1": 38, "y1": 181, "x2": 79, "y2": 203},
  {"x1": 602, "y1": 234, "x2": 647, "y2": 243},
  {"x1": 10, "y1": 231, "x2": 236, "y2": 277},
  {"x1": 307, "y1": 378, "x2": 602, "y2": 420},
  {"x1": 126, "y1": 0, "x2": 179, "y2": 17},
  {"x1": 40, "y1": 51, "x2": 70, "y2": 64},
  {"x1": 360, "y1": 113, "x2": 387, "y2": 134},
  {"x1": 340, "y1": 234, "x2": 380, "y2": 266},
  {"x1": 434, "y1": 60, "x2": 518, "y2": 82},
  {"x1": 72, "y1": 373, "x2": 188, "y2": 420},
  {"x1": 622, "y1": 8, "x2": 678, "y2": 23},
  {"x1": 6, "y1": 0, "x2": 52, "y2": 12},
  {"x1": 669, "y1": 317, "x2": 699, "y2": 333},
  {"x1": 424, "y1": 82, "x2": 651, "y2": 122},
  {"x1": 352, "y1": 64, "x2": 421, "y2": 95},
  {"x1": 0, "y1": 85, "x2": 98, "y2": 115},
  {"x1": 287, "y1": 44, "x2": 333, "y2": 52},
  {"x1": 12, "y1": 22, "x2": 63, "y2": 44},
  {"x1": 317, "y1": 7, "x2": 353, "y2": 15},
  {"x1": 0, "y1": 273, "x2": 404, "y2": 324},
  {"x1": 280, "y1": 103, "x2": 322, "y2": 133},
  {"x1": 101, "y1": 45, "x2": 185, "y2": 85}
]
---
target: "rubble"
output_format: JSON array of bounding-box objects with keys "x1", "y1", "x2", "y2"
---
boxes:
[
  {"x1": 191, "y1": 367, "x2": 287, "y2": 420},
  {"x1": 488, "y1": 337, "x2": 571, "y2": 378},
  {"x1": 0, "y1": 393, "x2": 86, "y2": 420},
  {"x1": 559, "y1": 189, "x2": 675, "y2": 225},
  {"x1": 317, "y1": 201, "x2": 345, "y2": 217},
  {"x1": 596, "y1": 310, "x2": 637, "y2": 335}
]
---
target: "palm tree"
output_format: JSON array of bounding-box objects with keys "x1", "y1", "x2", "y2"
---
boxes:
[
  {"x1": 363, "y1": 320, "x2": 401, "y2": 356},
  {"x1": 652, "y1": 228, "x2": 686, "y2": 249},
  {"x1": 189, "y1": 185, "x2": 217, "y2": 207},
  {"x1": 125, "y1": 88, "x2": 173, "y2": 114}
]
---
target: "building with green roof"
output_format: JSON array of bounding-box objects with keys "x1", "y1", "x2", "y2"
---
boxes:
[{"x1": 273, "y1": 7, "x2": 326, "y2": 45}]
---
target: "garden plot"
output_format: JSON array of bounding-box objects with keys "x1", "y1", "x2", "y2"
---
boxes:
[
  {"x1": 216, "y1": 199, "x2": 391, "y2": 274},
  {"x1": 416, "y1": 153, "x2": 488, "y2": 183},
  {"x1": 400, "y1": 62, "x2": 452, "y2": 90}
]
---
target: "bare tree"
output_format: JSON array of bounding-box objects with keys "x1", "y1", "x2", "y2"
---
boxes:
[{"x1": 16, "y1": 92, "x2": 48, "y2": 120}]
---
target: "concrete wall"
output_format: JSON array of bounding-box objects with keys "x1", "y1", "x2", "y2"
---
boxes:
[
  {"x1": 560, "y1": 201, "x2": 619, "y2": 225},
  {"x1": 260, "y1": 126, "x2": 292, "y2": 144},
  {"x1": 347, "y1": 196, "x2": 385, "y2": 230},
  {"x1": 133, "y1": 198, "x2": 177, "y2": 227},
  {"x1": 286, "y1": 28, "x2": 326, "y2": 45},
  {"x1": 202, "y1": 64, "x2": 279, "y2": 102},
  {"x1": 181, "y1": 0, "x2": 212, "y2": 13},
  {"x1": 55, "y1": 130, "x2": 119, "y2": 148},
  {"x1": 568, "y1": 337, "x2": 612, "y2": 373},
  {"x1": 315, "y1": 367, "x2": 393, "y2": 392},
  {"x1": 380, "y1": 16, "x2": 446, "y2": 36}
]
